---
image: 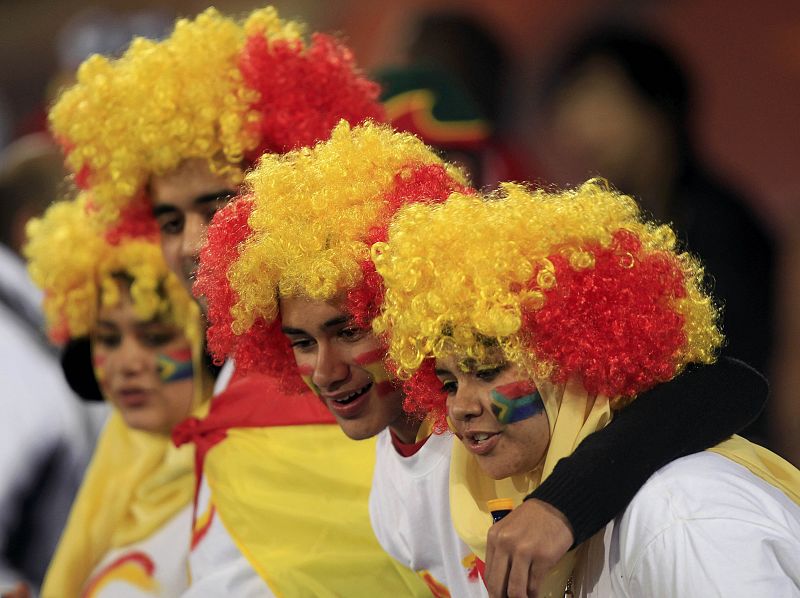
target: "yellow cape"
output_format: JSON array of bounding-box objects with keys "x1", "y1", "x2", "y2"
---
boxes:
[{"x1": 203, "y1": 424, "x2": 431, "y2": 596}]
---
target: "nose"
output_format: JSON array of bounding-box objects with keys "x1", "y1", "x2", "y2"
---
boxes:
[
  {"x1": 180, "y1": 213, "x2": 207, "y2": 261},
  {"x1": 449, "y1": 383, "x2": 483, "y2": 422},
  {"x1": 117, "y1": 335, "x2": 149, "y2": 377},
  {"x1": 312, "y1": 343, "x2": 350, "y2": 391}
]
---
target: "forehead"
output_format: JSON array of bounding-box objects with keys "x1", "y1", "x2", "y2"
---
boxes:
[
  {"x1": 279, "y1": 296, "x2": 348, "y2": 329},
  {"x1": 149, "y1": 158, "x2": 237, "y2": 211}
]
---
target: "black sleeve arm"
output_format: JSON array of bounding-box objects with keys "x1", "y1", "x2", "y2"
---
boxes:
[{"x1": 525, "y1": 357, "x2": 768, "y2": 546}]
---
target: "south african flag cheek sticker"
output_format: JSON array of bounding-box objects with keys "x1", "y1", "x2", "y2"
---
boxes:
[
  {"x1": 490, "y1": 381, "x2": 544, "y2": 425},
  {"x1": 156, "y1": 347, "x2": 194, "y2": 383}
]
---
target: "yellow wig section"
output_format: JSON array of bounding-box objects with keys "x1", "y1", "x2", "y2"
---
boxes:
[
  {"x1": 48, "y1": 7, "x2": 302, "y2": 221},
  {"x1": 24, "y1": 195, "x2": 195, "y2": 343},
  {"x1": 373, "y1": 180, "x2": 722, "y2": 383},
  {"x1": 228, "y1": 120, "x2": 466, "y2": 333}
]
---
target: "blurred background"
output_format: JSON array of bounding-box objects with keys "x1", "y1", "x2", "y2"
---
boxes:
[{"x1": 1, "y1": 0, "x2": 799, "y2": 591}]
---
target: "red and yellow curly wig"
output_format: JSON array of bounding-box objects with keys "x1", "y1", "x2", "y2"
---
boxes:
[
  {"x1": 24, "y1": 194, "x2": 196, "y2": 345},
  {"x1": 49, "y1": 6, "x2": 385, "y2": 222},
  {"x1": 372, "y1": 179, "x2": 723, "y2": 427},
  {"x1": 195, "y1": 121, "x2": 472, "y2": 390}
]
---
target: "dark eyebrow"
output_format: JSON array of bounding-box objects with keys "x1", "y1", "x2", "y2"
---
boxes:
[
  {"x1": 151, "y1": 190, "x2": 234, "y2": 218},
  {"x1": 322, "y1": 315, "x2": 351, "y2": 330},
  {"x1": 434, "y1": 368, "x2": 453, "y2": 377},
  {"x1": 194, "y1": 190, "x2": 235, "y2": 206},
  {"x1": 94, "y1": 319, "x2": 118, "y2": 329},
  {"x1": 281, "y1": 326, "x2": 308, "y2": 336},
  {"x1": 281, "y1": 315, "x2": 351, "y2": 336}
]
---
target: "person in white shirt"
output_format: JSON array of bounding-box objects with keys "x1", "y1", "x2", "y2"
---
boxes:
[{"x1": 373, "y1": 178, "x2": 800, "y2": 597}]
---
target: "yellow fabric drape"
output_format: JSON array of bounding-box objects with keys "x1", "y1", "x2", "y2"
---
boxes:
[
  {"x1": 203, "y1": 425, "x2": 431, "y2": 597},
  {"x1": 449, "y1": 378, "x2": 800, "y2": 598},
  {"x1": 450, "y1": 378, "x2": 610, "y2": 598},
  {"x1": 709, "y1": 435, "x2": 800, "y2": 504},
  {"x1": 42, "y1": 313, "x2": 210, "y2": 597},
  {"x1": 41, "y1": 411, "x2": 200, "y2": 598}
]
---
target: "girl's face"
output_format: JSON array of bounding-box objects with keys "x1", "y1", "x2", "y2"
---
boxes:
[
  {"x1": 91, "y1": 287, "x2": 194, "y2": 435},
  {"x1": 279, "y1": 296, "x2": 419, "y2": 443},
  {"x1": 436, "y1": 354, "x2": 550, "y2": 480}
]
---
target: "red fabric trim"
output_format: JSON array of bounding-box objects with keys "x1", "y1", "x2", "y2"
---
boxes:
[
  {"x1": 190, "y1": 505, "x2": 215, "y2": 551},
  {"x1": 172, "y1": 372, "x2": 336, "y2": 496},
  {"x1": 389, "y1": 429, "x2": 430, "y2": 458}
]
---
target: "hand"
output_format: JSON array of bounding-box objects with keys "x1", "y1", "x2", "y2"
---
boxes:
[
  {"x1": 484, "y1": 498, "x2": 574, "y2": 598},
  {"x1": 1, "y1": 583, "x2": 31, "y2": 598}
]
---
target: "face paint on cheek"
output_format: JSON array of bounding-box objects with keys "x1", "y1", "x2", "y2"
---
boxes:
[
  {"x1": 296, "y1": 363, "x2": 321, "y2": 396},
  {"x1": 490, "y1": 381, "x2": 544, "y2": 425},
  {"x1": 156, "y1": 347, "x2": 194, "y2": 383},
  {"x1": 354, "y1": 348, "x2": 396, "y2": 397},
  {"x1": 92, "y1": 354, "x2": 106, "y2": 386}
]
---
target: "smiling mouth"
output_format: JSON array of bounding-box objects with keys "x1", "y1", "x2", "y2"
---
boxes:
[
  {"x1": 464, "y1": 430, "x2": 501, "y2": 455},
  {"x1": 331, "y1": 381, "x2": 373, "y2": 405}
]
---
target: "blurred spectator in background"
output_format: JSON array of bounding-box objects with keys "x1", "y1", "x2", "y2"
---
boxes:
[
  {"x1": 0, "y1": 135, "x2": 97, "y2": 594},
  {"x1": 539, "y1": 27, "x2": 776, "y2": 444},
  {"x1": 14, "y1": 6, "x2": 172, "y2": 141},
  {"x1": 382, "y1": 11, "x2": 531, "y2": 187}
]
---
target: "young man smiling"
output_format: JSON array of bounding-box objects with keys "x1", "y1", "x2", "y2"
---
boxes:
[{"x1": 47, "y1": 7, "x2": 426, "y2": 596}]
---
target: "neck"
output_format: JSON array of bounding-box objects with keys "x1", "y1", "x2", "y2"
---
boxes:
[{"x1": 390, "y1": 415, "x2": 423, "y2": 445}]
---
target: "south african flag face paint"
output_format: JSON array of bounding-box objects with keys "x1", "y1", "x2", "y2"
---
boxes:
[
  {"x1": 490, "y1": 381, "x2": 544, "y2": 425},
  {"x1": 156, "y1": 347, "x2": 193, "y2": 383}
]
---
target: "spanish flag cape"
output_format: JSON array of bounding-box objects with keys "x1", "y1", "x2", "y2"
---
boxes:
[
  {"x1": 173, "y1": 369, "x2": 430, "y2": 597},
  {"x1": 42, "y1": 323, "x2": 211, "y2": 598},
  {"x1": 450, "y1": 378, "x2": 800, "y2": 598}
]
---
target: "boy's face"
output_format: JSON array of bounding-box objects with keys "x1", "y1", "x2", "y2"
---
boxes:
[
  {"x1": 150, "y1": 158, "x2": 236, "y2": 308},
  {"x1": 279, "y1": 296, "x2": 418, "y2": 443}
]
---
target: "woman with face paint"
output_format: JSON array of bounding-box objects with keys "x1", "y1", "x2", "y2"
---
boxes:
[
  {"x1": 24, "y1": 195, "x2": 211, "y2": 597},
  {"x1": 199, "y1": 122, "x2": 770, "y2": 597},
  {"x1": 373, "y1": 180, "x2": 800, "y2": 597}
]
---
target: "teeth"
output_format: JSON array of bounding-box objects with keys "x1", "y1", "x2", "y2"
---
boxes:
[
  {"x1": 334, "y1": 383, "x2": 371, "y2": 403},
  {"x1": 474, "y1": 433, "x2": 490, "y2": 442}
]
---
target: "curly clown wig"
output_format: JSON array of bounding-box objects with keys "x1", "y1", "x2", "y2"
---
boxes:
[
  {"x1": 49, "y1": 6, "x2": 385, "y2": 222},
  {"x1": 372, "y1": 179, "x2": 723, "y2": 427},
  {"x1": 25, "y1": 194, "x2": 196, "y2": 345},
  {"x1": 195, "y1": 121, "x2": 473, "y2": 389}
]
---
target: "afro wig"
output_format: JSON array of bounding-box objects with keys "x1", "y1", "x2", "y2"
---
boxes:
[{"x1": 372, "y1": 179, "x2": 722, "y2": 427}]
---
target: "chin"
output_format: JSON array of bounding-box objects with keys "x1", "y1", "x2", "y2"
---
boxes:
[
  {"x1": 120, "y1": 410, "x2": 166, "y2": 435},
  {"x1": 477, "y1": 455, "x2": 519, "y2": 481},
  {"x1": 335, "y1": 416, "x2": 382, "y2": 441}
]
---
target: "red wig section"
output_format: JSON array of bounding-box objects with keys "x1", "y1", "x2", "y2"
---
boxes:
[
  {"x1": 401, "y1": 358, "x2": 449, "y2": 432},
  {"x1": 195, "y1": 195, "x2": 307, "y2": 392},
  {"x1": 347, "y1": 163, "x2": 474, "y2": 327},
  {"x1": 523, "y1": 230, "x2": 688, "y2": 398},
  {"x1": 239, "y1": 32, "x2": 386, "y2": 160},
  {"x1": 104, "y1": 194, "x2": 160, "y2": 245},
  {"x1": 195, "y1": 196, "x2": 254, "y2": 363}
]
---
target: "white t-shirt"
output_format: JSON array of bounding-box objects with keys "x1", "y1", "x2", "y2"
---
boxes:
[
  {"x1": 182, "y1": 360, "x2": 272, "y2": 597},
  {"x1": 370, "y1": 429, "x2": 487, "y2": 597},
  {"x1": 83, "y1": 506, "x2": 192, "y2": 597},
  {"x1": 576, "y1": 451, "x2": 800, "y2": 597}
]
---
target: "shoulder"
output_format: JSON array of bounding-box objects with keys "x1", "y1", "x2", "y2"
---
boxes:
[
  {"x1": 611, "y1": 452, "x2": 800, "y2": 595},
  {"x1": 620, "y1": 452, "x2": 798, "y2": 536}
]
